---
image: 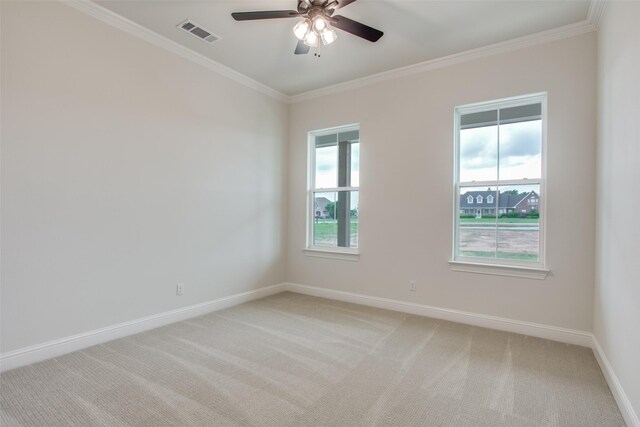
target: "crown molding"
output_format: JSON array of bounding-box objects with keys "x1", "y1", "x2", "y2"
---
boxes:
[
  {"x1": 63, "y1": 0, "x2": 602, "y2": 105},
  {"x1": 290, "y1": 18, "x2": 596, "y2": 103},
  {"x1": 587, "y1": 0, "x2": 608, "y2": 30},
  {"x1": 63, "y1": 0, "x2": 289, "y2": 103}
]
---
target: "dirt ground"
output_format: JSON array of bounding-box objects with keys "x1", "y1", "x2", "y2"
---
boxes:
[{"x1": 459, "y1": 226, "x2": 539, "y2": 255}]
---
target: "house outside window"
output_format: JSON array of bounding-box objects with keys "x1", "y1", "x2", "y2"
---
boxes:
[
  {"x1": 307, "y1": 124, "x2": 359, "y2": 254},
  {"x1": 453, "y1": 94, "x2": 546, "y2": 269}
]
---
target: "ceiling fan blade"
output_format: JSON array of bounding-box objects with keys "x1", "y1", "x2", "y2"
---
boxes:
[
  {"x1": 231, "y1": 10, "x2": 300, "y2": 21},
  {"x1": 331, "y1": 15, "x2": 383, "y2": 42},
  {"x1": 294, "y1": 40, "x2": 310, "y2": 55},
  {"x1": 325, "y1": 0, "x2": 354, "y2": 16},
  {"x1": 334, "y1": 0, "x2": 357, "y2": 9}
]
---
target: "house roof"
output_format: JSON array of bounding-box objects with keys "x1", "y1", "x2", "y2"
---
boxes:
[
  {"x1": 460, "y1": 190, "x2": 536, "y2": 209},
  {"x1": 314, "y1": 197, "x2": 332, "y2": 211}
]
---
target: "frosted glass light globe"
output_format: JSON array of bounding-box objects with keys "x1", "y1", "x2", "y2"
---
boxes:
[
  {"x1": 313, "y1": 16, "x2": 327, "y2": 32},
  {"x1": 293, "y1": 18, "x2": 311, "y2": 40},
  {"x1": 320, "y1": 27, "x2": 337, "y2": 45},
  {"x1": 303, "y1": 30, "x2": 319, "y2": 47}
]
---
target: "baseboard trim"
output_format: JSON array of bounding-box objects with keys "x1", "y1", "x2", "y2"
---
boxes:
[
  {"x1": 3, "y1": 281, "x2": 636, "y2": 425},
  {"x1": 592, "y1": 336, "x2": 640, "y2": 427},
  {"x1": 283, "y1": 283, "x2": 640, "y2": 421},
  {"x1": 0, "y1": 283, "x2": 285, "y2": 373},
  {"x1": 283, "y1": 283, "x2": 592, "y2": 347}
]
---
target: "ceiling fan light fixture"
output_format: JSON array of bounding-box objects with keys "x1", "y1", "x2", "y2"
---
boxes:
[
  {"x1": 293, "y1": 17, "x2": 311, "y2": 40},
  {"x1": 320, "y1": 27, "x2": 337, "y2": 45},
  {"x1": 232, "y1": 0, "x2": 384, "y2": 56},
  {"x1": 303, "y1": 30, "x2": 319, "y2": 47},
  {"x1": 312, "y1": 15, "x2": 327, "y2": 32}
]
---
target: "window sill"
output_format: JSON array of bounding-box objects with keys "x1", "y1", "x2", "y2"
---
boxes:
[
  {"x1": 449, "y1": 260, "x2": 549, "y2": 280},
  {"x1": 303, "y1": 248, "x2": 360, "y2": 262}
]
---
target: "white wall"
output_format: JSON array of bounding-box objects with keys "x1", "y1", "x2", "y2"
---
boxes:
[
  {"x1": 0, "y1": 0, "x2": 605, "y2": 363},
  {"x1": 0, "y1": 1, "x2": 288, "y2": 353},
  {"x1": 287, "y1": 33, "x2": 597, "y2": 332},
  {"x1": 594, "y1": 1, "x2": 640, "y2": 421}
]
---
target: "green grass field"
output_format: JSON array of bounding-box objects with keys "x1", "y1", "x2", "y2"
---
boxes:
[
  {"x1": 314, "y1": 220, "x2": 358, "y2": 245},
  {"x1": 459, "y1": 217, "x2": 539, "y2": 224}
]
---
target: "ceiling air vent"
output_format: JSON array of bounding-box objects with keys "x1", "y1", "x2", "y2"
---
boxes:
[{"x1": 177, "y1": 20, "x2": 221, "y2": 44}]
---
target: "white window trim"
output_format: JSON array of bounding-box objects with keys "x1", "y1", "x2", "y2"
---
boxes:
[
  {"x1": 449, "y1": 261, "x2": 549, "y2": 280},
  {"x1": 487, "y1": 195, "x2": 494, "y2": 203},
  {"x1": 305, "y1": 123, "x2": 360, "y2": 259},
  {"x1": 303, "y1": 247, "x2": 360, "y2": 261},
  {"x1": 451, "y1": 93, "x2": 548, "y2": 276},
  {"x1": 477, "y1": 195, "x2": 483, "y2": 203},
  {"x1": 467, "y1": 196, "x2": 473, "y2": 204}
]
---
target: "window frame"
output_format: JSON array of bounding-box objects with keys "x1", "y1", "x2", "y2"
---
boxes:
[
  {"x1": 306, "y1": 123, "x2": 360, "y2": 259},
  {"x1": 452, "y1": 93, "x2": 548, "y2": 273}
]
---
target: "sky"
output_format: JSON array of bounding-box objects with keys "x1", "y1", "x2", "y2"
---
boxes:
[
  {"x1": 314, "y1": 142, "x2": 359, "y2": 204},
  {"x1": 459, "y1": 120, "x2": 541, "y2": 182},
  {"x1": 311, "y1": 120, "x2": 540, "y2": 204}
]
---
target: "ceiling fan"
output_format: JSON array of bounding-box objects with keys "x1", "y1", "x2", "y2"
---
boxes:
[{"x1": 231, "y1": 0, "x2": 384, "y2": 55}]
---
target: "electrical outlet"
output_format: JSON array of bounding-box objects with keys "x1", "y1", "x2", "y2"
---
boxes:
[
  {"x1": 409, "y1": 280, "x2": 416, "y2": 291},
  {"x1": 177, "y1": 283, "x2": 184, "y2": 296}
]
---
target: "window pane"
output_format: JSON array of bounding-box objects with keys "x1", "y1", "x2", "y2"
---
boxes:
[
  {"x1": 332, "y1": 190, "x2": 358, "y2": 248},
  {"x1": 346, "y1": 191, "x2": 359, "y2": 248},
  {"x1": 460, "y1": 110, "x2": 497, "y2": 129},
  {"x1": 455, "y1": 97, "x2": 544, "y2": 266},
  {"x1": 313, "y1": 191, "x2": 337, "y2": 247},
  {"x1": 312, "y1": 190, "x2": 358, "y2": 248},
  {"x1": 459, "y1": 125, "x2": 498, "y2": 182},
  {"x1": 310, "y1": 125, "x2": 359, "y2": 250},
  {"x1": 338, "y1": 129, "x2": 359, "y2": 142},
  {"x1": 496, "y1": 184, "x2": 541, "y2": 261},
  {"x1": 498, "y1": 118, "x2": 542, "y2": 180},
  {"x1": 315, "y1": 144, "x2": 337, "y2": 189},
  {"x1": 458, "y1": 186, "x2": 498, "y2": 259},
  {"x1": 499, "y1": 104, "x2": 541, "y2": 123},
  {"x1": 350, "y1": 142, "x2": 360, "y2": 187}
]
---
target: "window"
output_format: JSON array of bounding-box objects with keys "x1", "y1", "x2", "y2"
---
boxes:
[
  {"x1": 467, "y1": 195, "x2": 473, "y2": 204},
  {"x1": 453, "y1": 94, "x2": 546, "y2": 269},
  {"x1": 307, "y1": 125, "x2": 359, "y2": 254}
]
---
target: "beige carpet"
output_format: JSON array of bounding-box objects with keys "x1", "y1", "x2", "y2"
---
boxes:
[{"x1": 0, "y1": 292, "x2": 625, "y2": 426}]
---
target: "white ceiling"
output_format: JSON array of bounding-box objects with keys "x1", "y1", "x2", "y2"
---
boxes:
[{"x1": 95, "y1": 0, "x2": 591, "y2": 96}]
